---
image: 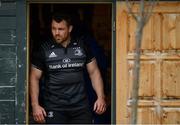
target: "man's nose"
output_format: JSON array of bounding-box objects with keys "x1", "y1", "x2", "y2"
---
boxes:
[{"x1": 55, "y1": 29, "x2": 59, "y2": 35}]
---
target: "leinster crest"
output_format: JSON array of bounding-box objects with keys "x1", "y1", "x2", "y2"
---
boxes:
[
  {"x1": 47, "y1": 111, "x2": 54, "y2": 118},
  {"x1": 74, "y1": 48, "x2": 83, "y2": 56}
]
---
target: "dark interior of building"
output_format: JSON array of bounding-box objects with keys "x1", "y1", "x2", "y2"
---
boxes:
[{"x1": 29, "y1": 3, "x2": 112, "y2": 124}]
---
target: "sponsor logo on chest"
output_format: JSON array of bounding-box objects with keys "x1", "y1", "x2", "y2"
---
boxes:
[{"x1": 62, "y1": 58, "x2": 71, "y2": 63}]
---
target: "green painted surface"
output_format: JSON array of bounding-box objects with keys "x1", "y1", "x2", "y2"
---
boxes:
[
  {"x1": 0, "y1": 30, "x2": 16, "y2": 44},
  {"x1": 0, "y1": 46, "x2": 16, "y2": 58},
  {"x1": 15, "y1": 0, "x2": 27, "y2": 123},
  {"x1": 0, "y1": 0, "x2": 26, "y2": 124},
  {"x1": 0, "y1": 87, "x2": 15, "y2": 100},
  {"x1": 0, "y1": 59, "x2": 16, "y2": 73},
  {"x1": 0, "y1": 101, "x2": 15, "y2": 124},
  {"x1": 0, "y1": 17, "x2": 16, "y2": 29},
  {"x1": 0, "y1": 73, "x2": 16, "y2": 86},
  {"x1": 0, "y1": 2, "x2": 16, "y2": 15}
]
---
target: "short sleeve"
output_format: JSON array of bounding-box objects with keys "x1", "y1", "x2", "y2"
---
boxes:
[
  {"x1": 83, "y1": 37, "x2": 96, "y2": 64},
  {"x1": 31, "y1": 47, "x2": 45, "y2": 71}
]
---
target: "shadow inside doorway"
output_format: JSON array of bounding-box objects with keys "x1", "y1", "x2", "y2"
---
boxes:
[{"x1": 29, "y1": 3, "x2": 112, "y2": 124}]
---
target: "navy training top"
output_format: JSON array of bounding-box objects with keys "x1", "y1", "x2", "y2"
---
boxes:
[{"x1": 31, "y1": 36, "x2": 95, "y2": 111}]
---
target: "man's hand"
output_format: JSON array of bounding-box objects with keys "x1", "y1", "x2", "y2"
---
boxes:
[
  {"x1": 93, "y1": 97, "x2": 106, "y2": 115},
  {"x1": 32, "y1": 105, "x2": 47, "y2": 123}
]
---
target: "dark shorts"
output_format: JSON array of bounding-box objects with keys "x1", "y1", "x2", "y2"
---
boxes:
[{"x1": 45, "y1": 107, "x2": 92, "y2": 124}]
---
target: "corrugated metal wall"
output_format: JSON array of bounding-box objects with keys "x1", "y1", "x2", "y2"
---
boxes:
[{"x1": 0, "y1": 0, "x2": 26, "y2": 124}]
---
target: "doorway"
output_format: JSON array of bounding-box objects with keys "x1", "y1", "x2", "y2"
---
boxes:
[{"x1": 28, "y1": 3, "x2": 112, "y2": 124}]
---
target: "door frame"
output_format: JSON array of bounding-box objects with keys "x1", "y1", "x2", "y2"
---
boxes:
[
  {"x1": 26, "y1": 0, "x2": 116, "y2": 124},
  {"x1": 16, "y1": 0, "x2": 27, "y2": 123}
]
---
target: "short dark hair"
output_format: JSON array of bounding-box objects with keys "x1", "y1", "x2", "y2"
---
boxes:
[{"x1": 51, "y1": 12, "x2": 72, "y2": 26}]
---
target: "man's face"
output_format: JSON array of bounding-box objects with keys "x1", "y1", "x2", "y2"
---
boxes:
[{"x1": 51, "y1": 19, "x2": 72, "y2": 44}]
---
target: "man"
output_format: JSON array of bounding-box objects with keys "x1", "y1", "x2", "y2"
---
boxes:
[{"x1": 30, "y1": 12, "x2": 106, "y2": 124}]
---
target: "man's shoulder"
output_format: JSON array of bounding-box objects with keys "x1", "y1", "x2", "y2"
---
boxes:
[
  {"x1": 72, "y1": 35, "x2": 91, "y2": 47},
  {"x1": 40, "y1": 38, "x2": 54, "y2": 50}
]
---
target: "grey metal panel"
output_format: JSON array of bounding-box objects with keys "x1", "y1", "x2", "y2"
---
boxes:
[
  {"x1": 0, "y1": 87, "x2": 15, "y2": 100},
  {"x1": 0, "y1": 101, "x2": 15, "y2": 124},
  {"x1": 0, "y1": 17, "x2": 16, "y2": 29},
  {"x1": 0, "y1": 30, "x2": 16, "y2": 44},
  {"x1": 0, "y1": 0, "x2": 18, "y2": 124},
  {"x1": 0, "y1": 2, "x2": 16, "y2": 16},
  {"x1": 15, "y1": 0, "x2": 27, "y2": 124},
  {"x1": 111, "y1": 1, "x2": 116, "y2": 124},
  {"x1": 0, "y1": 59, "x2": 16, "y2": 73},
  {"x1": 0, "y1": 73, "x2": 16, "y2": 86},
  {"x1": 1, "y1": 0, "x2": 15, "y2": 2},
  {"x1": 27, "y1": 0, "x2": 113, "y2": 3},
  {"x1": 0, "y1": 46, "x2": 16, "y2": 58}
]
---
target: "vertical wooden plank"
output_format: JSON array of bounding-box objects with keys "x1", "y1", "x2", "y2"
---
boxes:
[
  {"x1": 129, "y1": 14, "x2": 162, "y2": 51},
  {"x1": 175, "y1": 14, "x2": 180, "y2": 49},
  {"x1": 129, "y1": 13, "x2": 163, "y2": 51},
  {"x1": 139, "y1": 62, "x2": 155, "y2": 97},
  {"x1": 162, "y1": 108, "x2": 180, "y2": 124},
  {"x1": 137, "y1": 108, "x2": 158, "y2": 124},
  {"x1": 15, "y1": 0, "x2": 27, "y2": 124},
  {"x1": 154, "y1": 56, "x2": 163, "y2": 123},
  {"x1": 152, "y1": 14, "x2": 162, "y2": 50},
  {"x1": 141, "y1": 18, "x2": 153, "y2": 50},
  {"x1": 162, "y1": 61, "x2": 180, "y2": 98},
  {"x1": 127, "y1": 107, "x2": 159, "y2": 124},
  {"x1": 128, "y1": 61, "x2": 155, "y2": 98},
  {"x1": 129, "y1": 15, "x2": 136, "y2": 52},
  {"x1": 116, "y1": 2, "x2": 129, "y2": 123},
  {"x1": 162, "y1": 14, "x2": 180, "y2": 49}
]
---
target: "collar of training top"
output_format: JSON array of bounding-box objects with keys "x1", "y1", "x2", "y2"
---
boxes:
[{"x1": 50, "y1": 37, "x2": 79, "y2": 49}]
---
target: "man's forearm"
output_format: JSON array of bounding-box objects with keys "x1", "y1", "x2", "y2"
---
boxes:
[
  {"x1": 30, "y1": 67, "x2": 42, "y2": 107},
  {"x1": 90, "y1": 68, "x2": 105, "y2": 99},
  {"x1": 30, "y1": 77, "x2": 40, "y2": 107}
]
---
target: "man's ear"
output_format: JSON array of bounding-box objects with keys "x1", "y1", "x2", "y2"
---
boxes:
[{"x1": 69, "y1": 25, "x2": 73, "y2": 33}]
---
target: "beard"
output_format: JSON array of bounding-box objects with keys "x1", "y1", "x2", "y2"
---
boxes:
[
  {"x1": 53, "y1": 35, "x2": 70, "y2": 45},
  {"x1": 54, "y1": 35, "x2": 64, "y2": 43},
  {"x1": 55, "y1": 35, "x2": 61, "y2": 40}
]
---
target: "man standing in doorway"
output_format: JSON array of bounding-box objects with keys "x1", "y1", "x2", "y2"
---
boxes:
[{"x1": 30, "y1": 12, "x2": 106, "y2": 124}]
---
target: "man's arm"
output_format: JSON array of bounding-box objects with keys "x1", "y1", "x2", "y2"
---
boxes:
[
  {"x1": 30, "y1": 66, "x2": 46, "y2": 123},
  {"x1": 86, "y1": 59, "x2": 106, "y2": 114}
]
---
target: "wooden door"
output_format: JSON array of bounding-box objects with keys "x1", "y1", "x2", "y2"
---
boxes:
[{"x1": 116, "y1": 2, "x2": 180, "y2": 124}]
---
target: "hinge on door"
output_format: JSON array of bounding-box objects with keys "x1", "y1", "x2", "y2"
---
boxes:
[
  {"x1": 113, "y1": 20, "x2": 116, "y2": 32},
  {"x1": 0, "y1": 0, "x2": 1, "y2": 7}
]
